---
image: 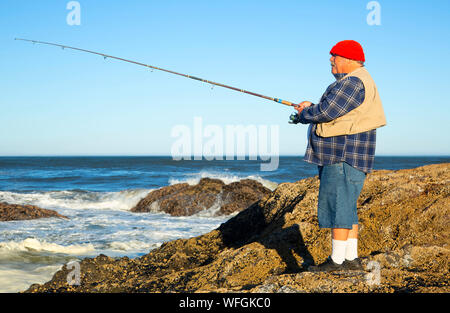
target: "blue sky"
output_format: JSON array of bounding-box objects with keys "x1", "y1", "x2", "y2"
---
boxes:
[{"x1": 1, "y1": 0, "x2": 449, "y2": 156}]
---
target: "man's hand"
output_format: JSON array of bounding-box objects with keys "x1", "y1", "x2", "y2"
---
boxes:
[
  {"x1": 289, "y1": 101, "x2": 312, "y2": 124},
  {"x1": 294, "y1": 101, "x2": 312, "y2": 114}
]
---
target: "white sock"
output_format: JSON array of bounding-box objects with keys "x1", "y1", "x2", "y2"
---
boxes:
[
  {"x1": 345, "y1": 238, "x2": 358, "y2": 261},
  {"x1": 331, "y1": 239, "x2": 347, "y2": 264}
]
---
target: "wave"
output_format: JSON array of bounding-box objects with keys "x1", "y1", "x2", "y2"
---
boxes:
[
  {"x1": 0, "y1": 172, "x2": 277, "y2": 216},
  {"x1": 107, "y1": 240, "x2": 160, "y2": 252},
  {"x1": 0, "y1": 238, "x2": 158, "y2": 292},
  {"x1": 0, "y1": 188, "x2": 152, "y2": 211},
  {"x1": 0, "y1": 238, "x2": 96, "y2": 255},
  {"x1": 0, "y1": 238, "x2": 91, "y2": 293},
  {"x1": 0, "y1": 264, "x2": 63, "y2": 293},
  {"x1": 168, "y1": 171, "x2": 278, "y2": 191}
]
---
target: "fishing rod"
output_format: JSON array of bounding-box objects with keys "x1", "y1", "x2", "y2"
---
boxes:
[{"x1": 15, "y1": 38, "x2": 296, "y2": 107}]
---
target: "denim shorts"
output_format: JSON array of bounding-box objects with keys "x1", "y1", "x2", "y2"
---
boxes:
[{"x1": 317, "y1": 162, "x2": 366, "y2": 229}]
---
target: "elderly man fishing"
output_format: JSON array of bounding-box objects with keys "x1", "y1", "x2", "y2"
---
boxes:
[
  {"x1": 290, "y1": 40, "x2": 386, "y2": 272},
  {"x1": 16, "y1": 38, "x2": 385, "y2": 273}
]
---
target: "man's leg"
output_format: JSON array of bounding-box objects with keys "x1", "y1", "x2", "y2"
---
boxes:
[
  {"x1": 330, "y1": 228, "x2": 350, "y2": 264},
  {"x1": 330, "y1": 224, "x2": 358, "y2": 264},
  {"x1": 332, "y1": 227, "x2": 351, "y2": 240},
  {"x1": 346, "y1": 224, "x2": 359, "y2": 261},
  {"x1": 334, "y1": 224, "x2": 358, "y2": 240},
  {"x1": 348, "y1": 224, "x2": 358, "y2": 239},
  {"x1": 311, "y1": 163, "x2": 364, "y2": 272}
]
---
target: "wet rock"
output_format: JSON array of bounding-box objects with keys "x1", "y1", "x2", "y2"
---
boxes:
[
  {"x1": 0, "y1": 202, "x2": 68, "y2": 221},
  {"x1": 26, "y1": 163, "x2": 450, "y2": 293},
  {"x1": 130, "y1": 178, "x2": 271, "y2": 216}
]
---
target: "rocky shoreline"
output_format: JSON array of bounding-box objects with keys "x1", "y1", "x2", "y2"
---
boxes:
[
  {"x1": 0, "y1": 202, "x2": 68, "y2": 221},
  {"x1": 131, "y1": 178, "x2": 271, "y2": 216},
  {"x1": 25, "y1": 163, "x2": 450, "y2": 293}
]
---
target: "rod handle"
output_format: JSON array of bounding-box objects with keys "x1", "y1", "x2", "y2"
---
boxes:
[{"x1": 274, "y1": 98, "x2": 295, "y2": 106}]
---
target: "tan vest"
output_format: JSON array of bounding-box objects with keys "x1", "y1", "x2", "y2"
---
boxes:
[{"x1": 315, "y1": 67, "x2": 386, "y2": 137}]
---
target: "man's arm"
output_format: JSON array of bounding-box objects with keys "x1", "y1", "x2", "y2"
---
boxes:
[{"x1": 296, "y1": 76, "x2": 365, "y2": 124}]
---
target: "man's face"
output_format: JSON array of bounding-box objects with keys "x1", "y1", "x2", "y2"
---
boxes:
[{"x1": 330, "y1": 54, "x2": 349, "y2": 74}]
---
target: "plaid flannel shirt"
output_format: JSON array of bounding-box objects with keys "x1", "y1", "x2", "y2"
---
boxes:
[{"x1": 298, "y1": 72, "x2": 376, "y2": 173}]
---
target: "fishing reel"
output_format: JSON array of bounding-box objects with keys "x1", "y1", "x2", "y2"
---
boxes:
[{"x1": 289, "y1": 113, "x2": 300, "y2": 124}]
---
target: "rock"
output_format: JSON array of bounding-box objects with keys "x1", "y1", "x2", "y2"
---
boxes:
[
  {"x1": 26, "y1": 163, "x2": 450, "y2": 293},
  {"x1": 0, "y1": 202, "x2": 68, "y2": 221},
  {"x1": 130, "y1": 178, "x2": 271, "y2": 216}
]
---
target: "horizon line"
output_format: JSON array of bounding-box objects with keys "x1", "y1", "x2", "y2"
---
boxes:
[{"x1": 0, "y1": 154, "x2": 449, "y2": 158}]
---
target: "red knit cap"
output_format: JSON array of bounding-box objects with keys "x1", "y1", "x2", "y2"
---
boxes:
[{"x1": 330, "y1": 40, "x2": 365, "y2": 62}]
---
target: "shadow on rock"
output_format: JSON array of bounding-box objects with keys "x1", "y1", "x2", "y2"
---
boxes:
[{"x1": 218, "y1": 191, "x2": 314, "y2": 273}]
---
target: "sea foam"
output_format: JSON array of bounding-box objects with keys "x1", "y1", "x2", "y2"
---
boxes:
[
  {"x1": 0, "y1": 188, "x2": 151, "y2": 211},
  {"x1": 0, "y1": 238, "x2": 95, "y2": 255}
]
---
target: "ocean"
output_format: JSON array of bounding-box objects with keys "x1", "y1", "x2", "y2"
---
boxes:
[{"x1": 0, "y1": 156, "x2": 449, "y2": 292}]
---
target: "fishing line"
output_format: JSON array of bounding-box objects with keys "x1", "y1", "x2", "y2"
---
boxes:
[{"x1": 15, "y1": 38, "x2": 296, "y2": 107}]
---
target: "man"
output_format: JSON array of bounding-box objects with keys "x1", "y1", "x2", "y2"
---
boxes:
[{"x1": 290, "y1": 40, "x2": 386, "y2": 272}]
